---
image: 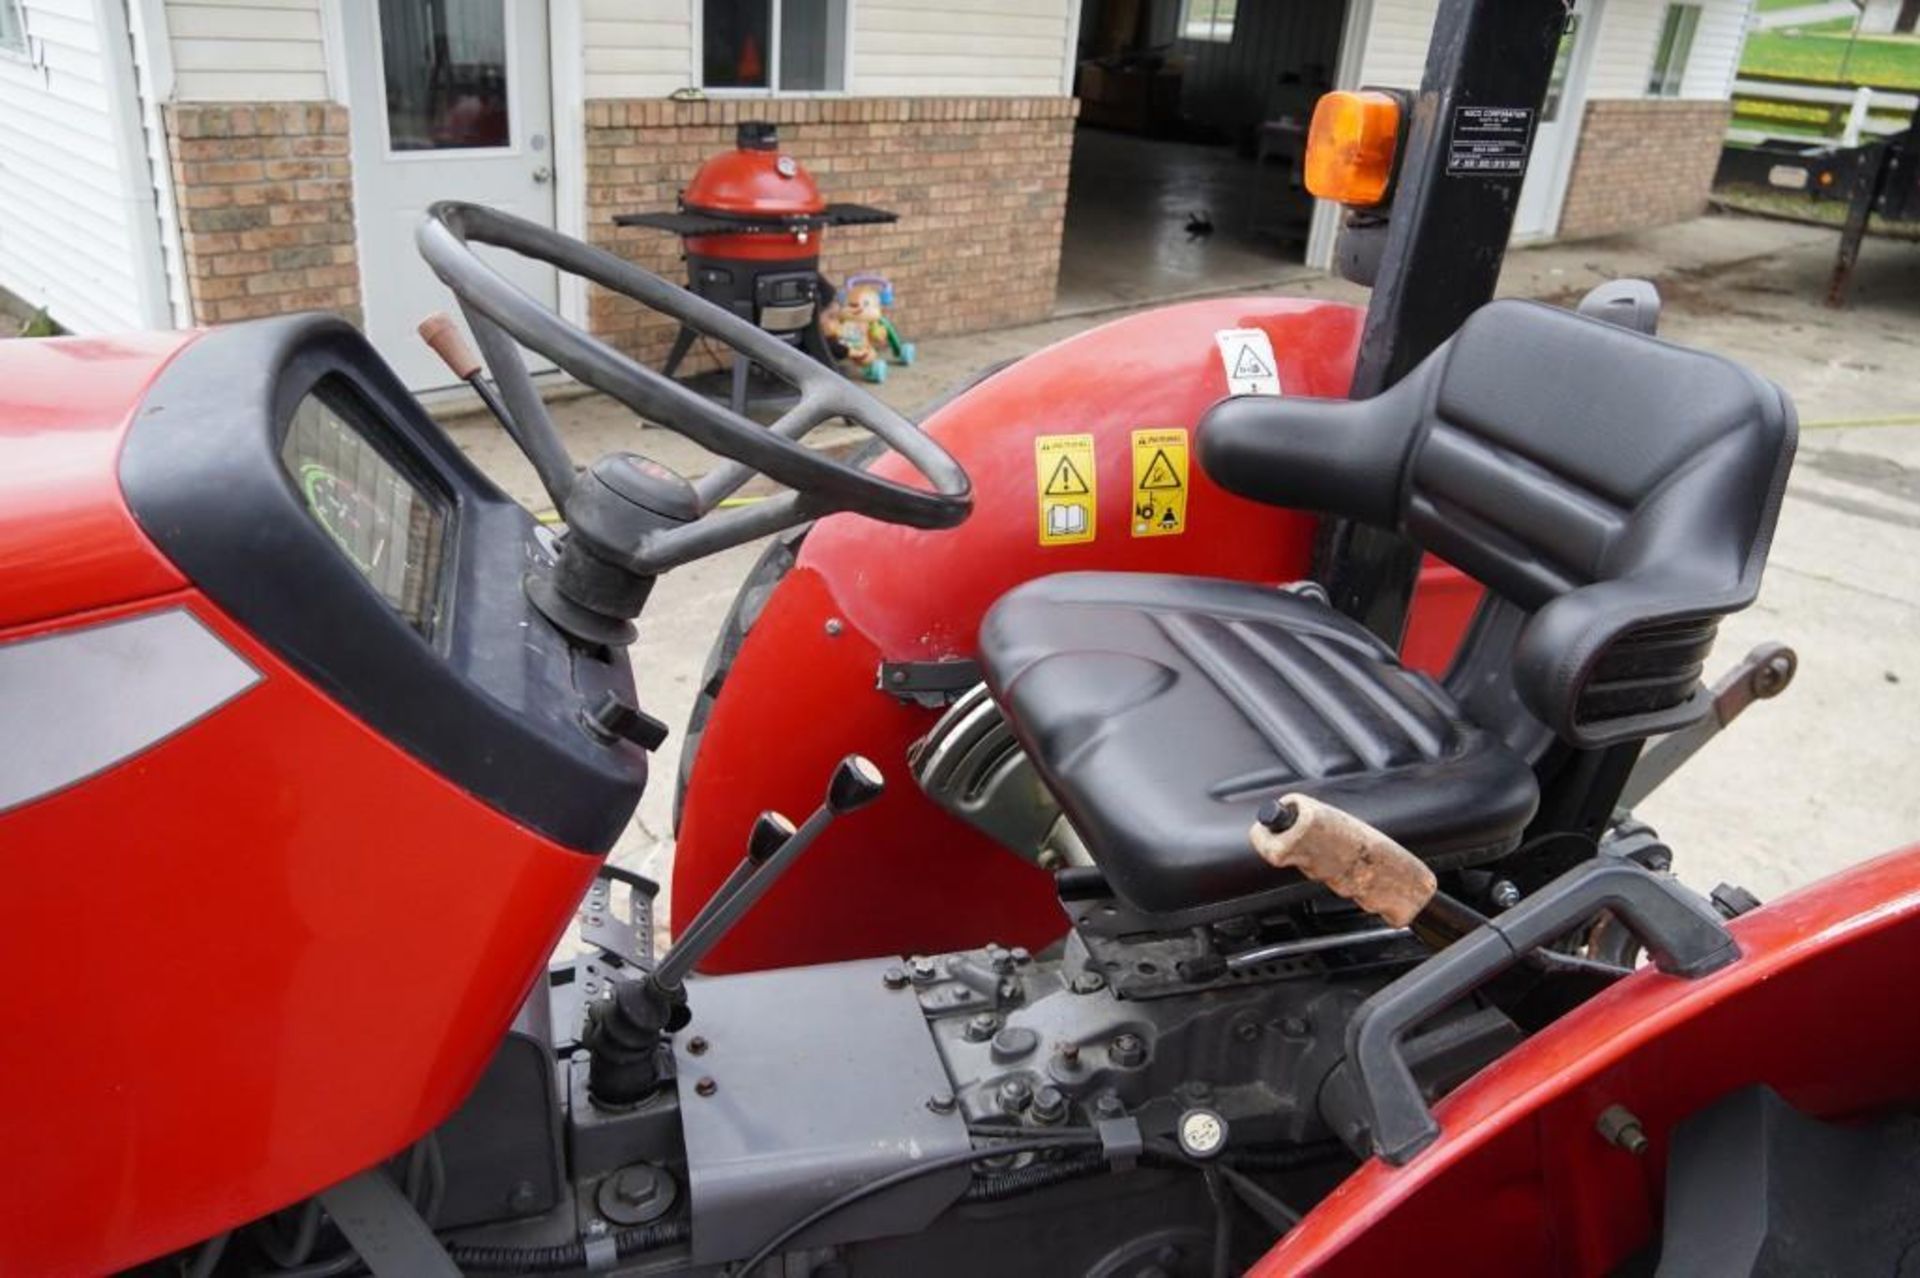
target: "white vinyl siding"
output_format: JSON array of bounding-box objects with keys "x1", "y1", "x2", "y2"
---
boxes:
[
  {"x1": 583, "y1": 0, "x2": 694, "y2": 98},
  {"x1": 1577, "y1": 0, "x2": 1752, "y2": 100},
  {"x1": 581, "y1": 0, "x2": 1077, "y2": 99},
  {"x1": 163, "y1": 0, "x2": 329, "y2": 100},
  {"x1": 1350, "y1": 0, "x2": 1750, "y2": 102},
  {"x1": 1351, "y1": 0, "x2": 1436, "y2": 88},
  {"x1": 0, "y1": 0, "x2": 154, "y2": 332},
  {"x1": 853, "y1": 0, "x2": 1074, "y2": 95}
]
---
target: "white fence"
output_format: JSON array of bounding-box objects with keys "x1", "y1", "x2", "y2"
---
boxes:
[{"x1": 1728, "y1": 76, "x2": 1919, "y2": 146}]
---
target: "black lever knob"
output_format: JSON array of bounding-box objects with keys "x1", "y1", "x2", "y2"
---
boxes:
[
  {"x1": 827, "y1": 755, "x2": 886, "y2": 814},
  {"x1": 582, "y1": 690, "x2": 670, "y2": 752},
  {"x1": 747, "y1": 811, "x2": 796, "y2": 864}
]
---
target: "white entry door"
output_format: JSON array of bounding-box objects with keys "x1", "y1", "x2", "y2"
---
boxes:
[
  {"x1": 344, "y1": 0, "x2": 558, "y2": 392},
  {"x1": 1514, "y1": 1, "x2": 1597, "y2": 241}
]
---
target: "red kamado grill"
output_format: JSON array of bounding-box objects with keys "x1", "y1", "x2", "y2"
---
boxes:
[{"x1": 616, "y1": 121, "x2": 897, "y2": 411}]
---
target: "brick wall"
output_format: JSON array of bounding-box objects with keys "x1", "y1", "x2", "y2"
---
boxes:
[
  {"x1": 1555, "y1": 99, "x2": 1732, "y2": 242},
  {"x1": 165, "y1": 103, "x2": 363, "y2": 326},
  {"x1": 585, "y1": 97, "x2": 1076, "y2": 367}
]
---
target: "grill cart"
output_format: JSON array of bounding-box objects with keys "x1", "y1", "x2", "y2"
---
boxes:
[{"x1": 615, "y1": 121, "x2": 897, "y2": 412}]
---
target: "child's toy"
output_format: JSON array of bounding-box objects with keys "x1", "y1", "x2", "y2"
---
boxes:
[{"x1": 835, "y1": 274, "x2": 915, "y2": 384}]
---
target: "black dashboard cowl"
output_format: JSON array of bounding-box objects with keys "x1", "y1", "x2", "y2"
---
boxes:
[{"x1": 119, "y1": 314, "x2": 644, "y2": 854}]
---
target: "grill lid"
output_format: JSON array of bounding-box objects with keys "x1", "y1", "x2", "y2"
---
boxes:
[{"x1": 683, "y1": 122, "x2": 826, "y2": 219}]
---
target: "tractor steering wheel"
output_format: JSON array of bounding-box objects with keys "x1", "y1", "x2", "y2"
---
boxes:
[{"x1": 416, "y1": 201, "x2": 971, "y2": 645}]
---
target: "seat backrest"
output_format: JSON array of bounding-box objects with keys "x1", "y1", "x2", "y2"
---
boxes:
[{"x1": 1198, "y1": 299, "x2": 1797, "y2": 749}]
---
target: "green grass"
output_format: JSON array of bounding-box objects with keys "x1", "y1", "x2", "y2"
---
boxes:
[
  {"x1": 1741, "y1": 30, "x2": 1920, "y2": 89},
  {"x1": 1715, "y1": 183, "x2": 1920, "y2": 239}
]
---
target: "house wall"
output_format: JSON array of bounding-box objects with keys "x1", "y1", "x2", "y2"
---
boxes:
[
  {"x1": 1329, "y1": 0, "x2": 1750, "y2": 247},
  {"x1": 580, "y1": 2, "x2": 1081, "y2": 360},
  {"x1": 147, "y1": 0, "x2": 359, "y2": 327},
  {"x1": 580, "y1": 0, "x2": 1077, "y2": 98},
  {"x1": 0, "y1": 0, "x2": 158, "y2": 332},
  {"x1": 851, "y1": 0, "x2": 1075, "y2": 96},
  {"x1": 585, "y1": 96, "x2": 1074, "y2": 367},
  {"x1": 163, "y1": 101, "x2": 360, "y2": 325},
  {"x1": 161, "y1": 0, "x2": 329, "y2": 101}
]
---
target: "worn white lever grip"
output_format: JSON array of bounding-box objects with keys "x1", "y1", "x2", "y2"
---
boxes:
[{"x1": 1248, "y1": 794, "x2": 1438, "y2": 927}]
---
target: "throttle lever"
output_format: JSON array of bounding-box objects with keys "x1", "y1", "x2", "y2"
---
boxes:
[{"x1": 418, "y1": 312, "x2": 519, "y2": 438}]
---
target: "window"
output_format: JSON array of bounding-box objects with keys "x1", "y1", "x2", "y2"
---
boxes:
[
  {"x1": 1648, "y1": 3, "x2": 1701, "y2": 98},
  {"x1": 0, "y1": 0, "x2": 28, "y2": 57},
  {"x1": 703, "y1": 0, "x2": 847, "y2": 93},
  {"x1": 1179, "y1": 0, "x2": 1238, "y2": 44}
]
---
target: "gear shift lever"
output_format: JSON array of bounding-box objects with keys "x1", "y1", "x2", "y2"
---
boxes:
[{"x1": 584, "y1": 756, "x2": 886, "y2": 1106}]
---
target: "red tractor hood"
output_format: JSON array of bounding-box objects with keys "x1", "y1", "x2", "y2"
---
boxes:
[{"x1": 0, "y1": 330, "x2": 199, "y2": 634}]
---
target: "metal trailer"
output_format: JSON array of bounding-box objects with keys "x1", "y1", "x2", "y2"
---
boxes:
[{"x1": 1715, "y1": 95, "x2": 1920, "y2": 305}]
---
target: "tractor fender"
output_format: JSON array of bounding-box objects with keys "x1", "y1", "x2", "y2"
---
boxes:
[{"x1": 672, "y1": 296, "x2": 1481, "y2": 972}]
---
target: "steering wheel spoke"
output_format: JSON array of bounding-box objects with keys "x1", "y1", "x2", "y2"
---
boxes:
[{"x1": 416, "y1": 200, "x2": 970, "y2": 646}]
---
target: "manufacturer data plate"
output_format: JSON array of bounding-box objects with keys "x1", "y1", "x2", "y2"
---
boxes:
[{"x1": 1446, "y1": 106, "x2": 1535, "y2": 176}]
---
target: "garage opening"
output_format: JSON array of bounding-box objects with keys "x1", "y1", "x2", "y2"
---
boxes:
[{"x1": 1059, "y1": 0, "x2": 1349, "y2": 314}]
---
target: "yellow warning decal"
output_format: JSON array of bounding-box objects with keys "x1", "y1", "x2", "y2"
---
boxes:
[
  {"x1": 1131, "y1": 428, "x2": 1189, "y2": 537},
  {"x1": 1035, "y1": 433, "x2": 1096, "y2": 545}
]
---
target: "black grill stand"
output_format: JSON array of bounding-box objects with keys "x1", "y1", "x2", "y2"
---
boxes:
[{"x1": 614, "y1": 204, "x2": 899, "y2": 415}]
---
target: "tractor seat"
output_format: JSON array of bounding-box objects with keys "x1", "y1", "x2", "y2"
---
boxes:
[
  {"x1": 981, "y1": 572, "x2": 1539, "y2": 917},
  {"x1": 980, "y1": 299, "x2": 1796, "y2": 922}
]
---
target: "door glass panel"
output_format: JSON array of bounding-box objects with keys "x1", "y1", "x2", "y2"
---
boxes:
[{"x1": 381, "y1": 0, "x2": 511, "y2": 152}]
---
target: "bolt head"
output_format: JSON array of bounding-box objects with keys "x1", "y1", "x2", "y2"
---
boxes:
[
  {"x1": 965, "y1": 1012, "x2": 1000, "y2": 1041},
  {"x1": 926, "y1": 1091, "x2": 957, "y2": 1114},
  {"x1": 824, "y1": 617, "x2": 844, "y2": 636},
  {"x1": 997, "y1": 1078, "x2": 1034, "y2": 1112},
  {"x1": 613, "y1": 1166, "x2": 662, "y2": 1206},
  {"x1": 883, "y1": 966, "x2": 909, "y2": 990},
  {"x1": 694, "y1": 1076, "x2": 717, "y2": 1097},
  {"x1": 908, "y1": 956, "x2": 940, "y2": 984},
  {"x1": 1032, "y1": 1084, "x2": 1068, "y2": 1124},
  {"x1": 687, "y1": 1035, "x2": 709, "y2": 1056},
  {"x1": 1490, "y1": 879, "x2": 1522, "y2": 910}
]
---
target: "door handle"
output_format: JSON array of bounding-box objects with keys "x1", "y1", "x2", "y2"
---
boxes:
[{"x1": 532, "y1": 165, "x2": 552, "y2": 184}]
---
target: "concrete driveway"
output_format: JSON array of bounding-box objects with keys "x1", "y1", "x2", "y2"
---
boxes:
[{"x1": 444, "y1": 211, "x2": 1920, "y2": 916}]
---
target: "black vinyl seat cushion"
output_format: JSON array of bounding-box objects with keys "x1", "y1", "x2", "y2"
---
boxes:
[{"x1": 981, "y1": 572, "x2": 1539, "y2": 918}]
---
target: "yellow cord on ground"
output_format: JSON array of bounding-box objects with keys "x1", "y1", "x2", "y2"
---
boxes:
[{"x1": 1801, "y1": 414, "x2": 1920, "y2": 431}]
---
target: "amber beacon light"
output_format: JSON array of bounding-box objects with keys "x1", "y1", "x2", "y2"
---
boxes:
[{"x1": 1305, "y1": 90, "x2": 1403, "y2": 207}]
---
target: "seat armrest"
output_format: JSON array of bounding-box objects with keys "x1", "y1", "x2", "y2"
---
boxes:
[
  {"x1": 1514, "y1": 576, "x2": 1719, "y2": 749},
  {"x1": 1196, "y1": 380, "x2": 1423, "y2": 527}
]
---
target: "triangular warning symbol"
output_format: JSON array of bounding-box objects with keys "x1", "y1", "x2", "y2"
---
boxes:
[
  {"x1": 1231, "y1": 343, "x2": 1274, "y2": 381},
  {"x1": 1139, "y1": 449, "x2": 1183, "y2": 491},
  {"x1": 1044, "y1": 455, "x2": 1091, "y2": 496}
]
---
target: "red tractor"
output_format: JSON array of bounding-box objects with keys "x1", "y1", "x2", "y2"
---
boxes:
[{"x1": 4, "y1": 3, "x2": 1918, "y2": 1276}]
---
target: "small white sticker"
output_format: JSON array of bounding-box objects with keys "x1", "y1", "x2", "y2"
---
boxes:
[{"x1": 1214, "y1": 328, "x2": 1282, "y2": 396}]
